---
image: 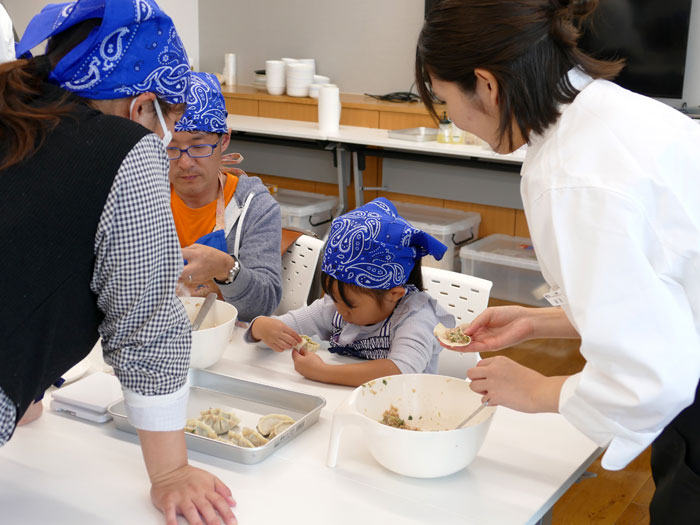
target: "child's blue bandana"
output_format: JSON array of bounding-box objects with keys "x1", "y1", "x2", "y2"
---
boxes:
[
  {"x1": 175, "y1": 72, "x2": 228, "y2": 134},
  {"x1": 322, "y1": 198, "x2": 447, "y2": 289},
  {"x1": 16, "y1": 0, "x2": 190, "y2": 104}
]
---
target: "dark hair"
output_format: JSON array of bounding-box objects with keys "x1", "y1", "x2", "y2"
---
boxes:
[
  {"x1": 321, "y1": 258, "x2": 424, "y2": 308},
  {"x1": 416, "y1": 0, "x2": 624, "y2": 150},
  {"x1": 0, "y1": 18, "x2": 184, "y2": 171}
]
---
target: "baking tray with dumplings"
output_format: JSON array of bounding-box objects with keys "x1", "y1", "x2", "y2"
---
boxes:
[{"x1": 107, "y1": 368, "x2": 326, "y2": 464}]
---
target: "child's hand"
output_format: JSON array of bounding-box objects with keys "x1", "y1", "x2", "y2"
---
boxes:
[
  {"x1": 291, "y1": 348, "x2": 327, "y2": 381},
  {"x1": 250, "y1": 317, "x2": 302, "y2": 352}
]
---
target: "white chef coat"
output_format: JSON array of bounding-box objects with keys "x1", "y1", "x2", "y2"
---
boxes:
[{"x1": 521, "y1": 68, "x2": 700, "y2": 470}]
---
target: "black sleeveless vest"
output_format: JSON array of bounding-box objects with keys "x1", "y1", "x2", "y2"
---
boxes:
[{"x1": 0, "y1": 84, "x2": 151, "y2": 423}]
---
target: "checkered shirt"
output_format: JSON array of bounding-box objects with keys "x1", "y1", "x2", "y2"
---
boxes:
[{"x1": 0, "y1": 134, "x2": 191, "y2": 446}]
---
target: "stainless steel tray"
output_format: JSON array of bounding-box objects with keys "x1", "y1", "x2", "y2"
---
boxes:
[
  {"x1": 388, "y1": 126, "x2": 439, "y2": 142},
  {"x1": 108, "y1": 369, "x2": 326, "y2": 464}
]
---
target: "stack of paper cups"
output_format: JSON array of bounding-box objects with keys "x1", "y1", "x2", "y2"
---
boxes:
[
  {"x1": 223, "y1": 53, "x2": 236, "y2": 86},
  {"x1": 318, "y1": 84, "x2": 341, "y2": 134}
]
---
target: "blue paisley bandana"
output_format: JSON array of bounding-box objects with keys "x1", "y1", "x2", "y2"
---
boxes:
[
  {"x1": 322, "y1": 198, "x2": 448, "y2": 289},
  {"x1": 16, "y1": 0, "x2": 190, "y2": 103},
  {"x1": 175, "y1": 72, "x2": 228, "y2": 134}
]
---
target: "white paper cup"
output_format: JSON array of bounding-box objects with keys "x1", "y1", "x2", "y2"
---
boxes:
[{"x1": 318, "y1": 84, "x2": 341, "y2": 133}]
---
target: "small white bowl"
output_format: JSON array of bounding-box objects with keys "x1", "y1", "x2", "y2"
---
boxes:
[
  {"x1": 327, "y1": 374, "x2": 496, "y2": 478},
  {"x1": 179, "y1": 297, "x2": 237, "y2": 369},
  {"x1": 313, "y1": 74, "x2": 330, "y2": 84}
]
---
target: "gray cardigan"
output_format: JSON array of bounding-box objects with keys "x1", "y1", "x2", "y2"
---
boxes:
[{"x1": 217, "y1": 173, "x2": 282, "y2": 322}]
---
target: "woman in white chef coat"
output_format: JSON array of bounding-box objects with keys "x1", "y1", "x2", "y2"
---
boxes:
[{"x1": 416, "y1": 1, "x2": 700, "y2": 522}]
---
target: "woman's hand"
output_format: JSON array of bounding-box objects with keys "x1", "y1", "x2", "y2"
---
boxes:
[
  {"x1": 150, "y1": 464, "x2": 236, "y2": 525},
  {"x1": 181, "y1": 244, "x2": 233, "y2": 284},
  {"x1": 440, "y1": 305, "x2": 536, "y2": 353},
  {"x1": 250, "y1": 317, "x2": 302, "y2": 352},
  {"x1": 467, "y1": 356, "x2": 568, "y2": 413},
  {"x1": 291, "y1": 347, "x2": 328, "y2": 381}
]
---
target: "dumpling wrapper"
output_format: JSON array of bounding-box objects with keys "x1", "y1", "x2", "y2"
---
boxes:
[
  {"x1": 293, "y1": 335, "x2": 319, "y2": 353},
  {"x1": 257, "y1": 413, "x2": 295, "y2": 437},
  {"x1": 433, "y1": 322, "x2": 472, "y2": 347},
  {"x1": 242, "y1": 427, "x2": 269, "y2": 447},
  {"x1": 268, "y1": 420, "x2": 294, "y2": 438},
  {"x1": 184, "y1": 419, "x2": 218, "y2": 439},
  {"x1": 225, "y1": 431, "x2": 255, "y2": 448}
]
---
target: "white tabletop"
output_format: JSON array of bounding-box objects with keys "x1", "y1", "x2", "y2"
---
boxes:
[
  {"x1": 226, "y1": 114, "x2": 526, "y2": 164},
  {"x1": 0, "y1": 334, "x2": 600, "y2": 525}
]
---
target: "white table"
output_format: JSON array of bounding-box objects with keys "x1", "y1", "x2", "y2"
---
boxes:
[
  {"x1": 226, "y1": 115, "x2": 527, "y2": 212},
  {"x1": 0, "y1": 332, "x2": 601, "y2": 525}
]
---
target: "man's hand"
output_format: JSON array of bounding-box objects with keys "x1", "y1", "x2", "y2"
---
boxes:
[{"x1": 181, "y1": 244, "x2": 234, "y2": 284}]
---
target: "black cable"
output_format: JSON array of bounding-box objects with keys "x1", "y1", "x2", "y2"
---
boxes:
[{"x1": 364, "y1": 91, "x2": 421, "y2": 103}]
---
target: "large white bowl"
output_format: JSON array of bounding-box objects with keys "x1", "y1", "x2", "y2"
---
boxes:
[
  {"x1": 327, "y1": 374, "x2": 496, "y2": 478},
  {"x1": 179, "y1": 297, "x2": 237, "y2": 369}
]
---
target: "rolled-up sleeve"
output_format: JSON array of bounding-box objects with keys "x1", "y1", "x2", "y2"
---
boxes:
[
  {"x1": 91, "y1": 134, "x2": 191, "y2": 431},
  {"x1": 530, "y1": 186, "x2": 700, "y2": 470}
]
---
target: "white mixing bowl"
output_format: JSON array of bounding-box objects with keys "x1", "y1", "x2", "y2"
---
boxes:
[
  {"x1": 327, "y1": 374, "x2": 496, "y2": 478},
  {"x1": 179, "y1": 297, "x2": 237, "y2": 369}
]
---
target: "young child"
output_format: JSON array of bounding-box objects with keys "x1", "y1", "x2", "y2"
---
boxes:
[{"x1": 246, "y1": 198, "x2": 455, "y2": 386}]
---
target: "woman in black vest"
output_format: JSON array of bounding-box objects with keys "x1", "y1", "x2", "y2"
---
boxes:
[{"x1": 0, "y1": 1, "x2": 236, "y2": 524}]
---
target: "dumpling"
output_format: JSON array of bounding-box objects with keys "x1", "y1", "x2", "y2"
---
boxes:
[
  {"x1": 268, "y1": 420, "x2": 294, "y2": 438},
  {"x1": 257, "y1": 413, "x2": 295, "y2": 437},
  {"x1": 224, "y1": 431, "x2": 254, "y2": 448},
  {"x1": 294, "y1": 335, "x2": 319, "y2": 353},
  {"x1": 200, "y1": 408, "x2": 241, "y2": 426},
  {"x1": 184, "y1": 419, "x2": 217, "y2": 439},
  {"x1": 433, "y1": 322, "x2": 471, "y2": 347},
  {"x1": 200, "y1": 414, "x2": 236, "y2": 435},
  {"x1": 242, "y1": 427, "x2": 269, "y2": 447}
]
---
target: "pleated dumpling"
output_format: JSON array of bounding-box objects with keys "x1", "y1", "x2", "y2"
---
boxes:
[
  {"x1": 200, "y1": 414, "x2": 237, "y2": 435},
  {"x1": 225, "y1": 431, "x2": 254, "y2": 448},
  {"x1": 184, "y1": 419, "x2": 217, "y2": 439},
  {"x1": 257, "y1": 413, "x2": 295, "y2": 437},
  {"x1": 242, "y1": 427, "x2": 269, "y2": 447},
  {"x1": 201, "y1": 408, "x2": 241, "y2": 426},
  {"x1": 294, "y1": 335, "x2": 320, "y2": 353}
]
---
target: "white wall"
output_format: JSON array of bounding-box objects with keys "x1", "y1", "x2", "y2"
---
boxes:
[
  {"x1": 2, "y1": 0, "x2": 200, "y2": 70},
  {"x1": 197, "y1": 0, "x2": 425, "y2": 95}
]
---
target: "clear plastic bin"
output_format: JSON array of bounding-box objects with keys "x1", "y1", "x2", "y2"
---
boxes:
[
  {"x1": 393, "y1": 201, "x2": 481, "y2": 271},
  {"x1": 459, "y1": 234, "x2": 549, "y2": 306},
  {"x1": 275, "y1": 189, "x2": 338, "y2": 239}
]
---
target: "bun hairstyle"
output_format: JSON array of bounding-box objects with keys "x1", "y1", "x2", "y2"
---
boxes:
[{"x1": 416, "y1": 0, "x2": 623, "y2": 151}]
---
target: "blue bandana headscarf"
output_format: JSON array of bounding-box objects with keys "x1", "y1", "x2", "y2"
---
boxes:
[
  {"x1": 16, "y1": 0, "x2": 190, "y2": 103},
  {"x1": 322, "y1": 198, "x2": 448, "y2": 290},
  {"x1": 175, "y1": 72, "x2": 228, "y2": 134}
]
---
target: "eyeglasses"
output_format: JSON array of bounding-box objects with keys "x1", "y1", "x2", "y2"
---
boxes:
[{"x1": 166, "y1": 137, "x2": 221, "y2": 160}]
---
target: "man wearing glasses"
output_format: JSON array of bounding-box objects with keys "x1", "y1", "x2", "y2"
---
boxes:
[{"x1": 168, "y1": 72, "x2": 282, "y2": 322}]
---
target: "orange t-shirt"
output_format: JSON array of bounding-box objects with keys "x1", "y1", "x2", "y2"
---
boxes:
[{"x1": 170, "y1": 173, "x2": 239, "y2": 248}]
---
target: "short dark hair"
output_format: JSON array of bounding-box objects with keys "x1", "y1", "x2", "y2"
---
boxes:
[
  {"x1": 321, "y1": 258, "x2": 425, "y2": 308},
  {"x1": 415, "y1": 0, "x2": 624, "y2": 151}
]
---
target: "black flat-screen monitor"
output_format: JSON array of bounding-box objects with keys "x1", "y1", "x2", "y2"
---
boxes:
[
  {"x1": 424, "y1": 0, "x2": 693, "y2": 100},
  {"x1": 578, "y1": 0, "x2": 693, "y2": 99}
]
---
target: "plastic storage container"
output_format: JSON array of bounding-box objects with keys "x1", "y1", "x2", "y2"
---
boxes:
[
  {"x1": 393, "y1": 201, "x2": 481, "y2": 271},
  {"x1": 275, "y1": 188, "x2": 338, "y2": 239},
  {"x1": 459, "y1": 234, "x2": 549, "y2": 306}
]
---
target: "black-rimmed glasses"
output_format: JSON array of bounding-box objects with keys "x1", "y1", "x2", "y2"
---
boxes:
[{"x1": 166, "y1": 137, "x2": 222, "y2": 160}]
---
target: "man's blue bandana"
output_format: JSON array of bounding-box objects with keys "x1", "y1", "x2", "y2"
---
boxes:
[{"x1": 175, "y1": 72, "x2": 228, "y2": 134}]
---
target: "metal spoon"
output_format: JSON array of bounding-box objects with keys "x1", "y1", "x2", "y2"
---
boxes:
[
  {"x1": 191, "y1": 293, "x2": 217, "y2": 331},
  {"x1": 455, "y1": 402, "x2": 488, "y2": 430}
]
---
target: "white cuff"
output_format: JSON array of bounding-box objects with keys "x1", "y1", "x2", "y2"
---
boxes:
[
  {"x1": 559, "y1": 373, "x2": 660, "y2": 470},
  {"x1": 123, "y1": 383, "x2": 189, "y2": 431}
]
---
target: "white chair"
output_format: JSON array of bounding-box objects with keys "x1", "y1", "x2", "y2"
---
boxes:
[
  {"x1": 274, "y1": 234, "x2": 325, "y2": 315},
  {"x1": 422, "y1": 266, "x2": 493, "y2": 378}
]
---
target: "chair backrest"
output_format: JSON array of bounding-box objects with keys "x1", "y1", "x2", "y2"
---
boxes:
[
  {"x1": 274, "y1": 234, "x2": 325, "y2": 315},
  {"x1": 422, "y1": 266, "x2": 493, "y2": 378}
]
